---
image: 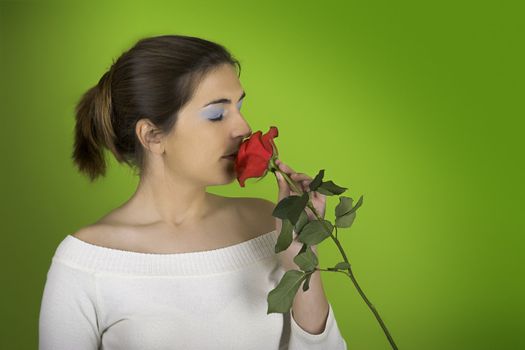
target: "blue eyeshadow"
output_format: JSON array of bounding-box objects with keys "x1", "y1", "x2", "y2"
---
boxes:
[{"x1": 200, "y1": 99, "x2": 244, "y2": 120}]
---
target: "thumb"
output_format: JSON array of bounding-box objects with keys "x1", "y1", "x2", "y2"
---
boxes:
[{"x1": 275, "y1": 171, "x2": 290, "y2": 201}]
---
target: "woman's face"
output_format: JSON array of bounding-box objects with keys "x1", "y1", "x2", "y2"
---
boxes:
[{"x1": 161, "y1": 63, "x2": 252, "y2": 186}]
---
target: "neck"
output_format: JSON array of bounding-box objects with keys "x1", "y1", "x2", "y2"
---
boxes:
[{"x1": 124, "y1": 173, "x2": 214, "y2": 229}]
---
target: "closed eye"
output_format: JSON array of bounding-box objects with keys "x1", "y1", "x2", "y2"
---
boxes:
[
  {"x1": 209, "y1": 114, "x2": 224, "y2": 122},
  {"x1": 209, "y1": 99, "x2": 243, "y2": 122}
]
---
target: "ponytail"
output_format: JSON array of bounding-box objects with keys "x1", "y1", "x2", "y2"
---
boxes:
[{"x1": 72, "y1": 67, "x2": 125, "y2": 182}]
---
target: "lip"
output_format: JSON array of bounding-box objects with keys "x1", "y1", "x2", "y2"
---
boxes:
[
  {"x1": 222, "y1": 154, "x2": 236, "y2": 158},
  {"x1": 222, "y1": 153, "x2": 237, "y2": 161}
]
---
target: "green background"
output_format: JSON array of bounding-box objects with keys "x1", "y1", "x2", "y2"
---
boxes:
[{"x1": 1, "y1": 0, "x2": 523, "y2": 349}]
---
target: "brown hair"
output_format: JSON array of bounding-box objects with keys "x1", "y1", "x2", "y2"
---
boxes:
[{"x1": 72, "y1": 34, "x2": 241, "y2": 182}]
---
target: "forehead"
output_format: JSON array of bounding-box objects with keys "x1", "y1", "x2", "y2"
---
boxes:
[{"x1": 191, "y1": 64, "x2": 242, "y2": 104}]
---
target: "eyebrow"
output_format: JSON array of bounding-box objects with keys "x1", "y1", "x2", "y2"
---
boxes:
[{"x1": 203, "y1": 91, "x2": 246, "y2": 107}]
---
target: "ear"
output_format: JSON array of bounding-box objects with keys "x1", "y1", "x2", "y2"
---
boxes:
[{"x1": 136, "y1": 118, "x2": 165, "y2": 155}]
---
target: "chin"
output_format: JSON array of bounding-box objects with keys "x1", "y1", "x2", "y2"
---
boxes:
[
  {"x1": 209, "y1": 165, "x2": 237, "y2": 186},
  {"x1": 210, "y1": 177, "x2": 236, "y2": 187}
]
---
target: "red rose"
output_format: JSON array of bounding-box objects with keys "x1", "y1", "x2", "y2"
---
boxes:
[{"x1": 235, "y1": 126, "x2": 279, "y2": 187}]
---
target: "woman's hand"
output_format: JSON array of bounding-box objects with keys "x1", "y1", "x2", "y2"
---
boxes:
[{"x1": 273, "y1": 159, "x2": 327, "y2": 270}]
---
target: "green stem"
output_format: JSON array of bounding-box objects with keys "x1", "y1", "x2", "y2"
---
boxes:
[{"x1": 270, "y1": 159, "x2": 398, "y2": 350}]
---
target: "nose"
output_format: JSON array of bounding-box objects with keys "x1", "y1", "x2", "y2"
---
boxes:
[
  {"x1": 232, "y1": 109, "x2": 252, "y2": 139},
  {"x1": 243, "y1": 126, "x2": 252, "y2": 139},
  {"x1": 239, "y1": 125, "x2": 252, "y2": 141}
]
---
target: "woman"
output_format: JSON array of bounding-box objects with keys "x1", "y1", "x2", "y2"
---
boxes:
[{"x1": 38, "y1": 34, "x2": 347, "y2": 350}]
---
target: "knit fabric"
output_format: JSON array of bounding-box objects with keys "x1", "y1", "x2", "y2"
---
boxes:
[{"x1": 39, "y1": 230, "x2": 347, "y2": 350}]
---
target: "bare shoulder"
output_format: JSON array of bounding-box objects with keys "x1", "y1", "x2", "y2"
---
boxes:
[
  {"x1": 239, "y1": 197, "x2": 276, "y2": 214},
  {"x1": 71, "y1": 224, "x2": 102, "y2": 240},
  {"x1": 233, "y1": 197, "x2": 276, "y2": 239},
  {"x1": 71, "y1": 223, "x2": 118, "y2": 246},
  {"x1": 71, "y1": 225, "x2": 100, "y2": 245}
]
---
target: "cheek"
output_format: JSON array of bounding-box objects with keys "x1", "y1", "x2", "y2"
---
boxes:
[
  {"x1": 164, "y1": 134, "x2": 224, "y2": 171},
  {"x1": 166, "y1": 149, "x2": 218, "y2": 174}
]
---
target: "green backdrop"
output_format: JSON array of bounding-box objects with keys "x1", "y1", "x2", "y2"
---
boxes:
[{"x1": 1, "y1": 1, "x2": 523, "y2": 349}]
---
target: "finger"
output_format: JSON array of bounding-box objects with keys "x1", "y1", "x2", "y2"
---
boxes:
[
  {"x1": 276, "y1": 160, "x2": 295, "y2": 174},
  {"x1": 290, "y1": 173, "x2": 312, "y2": 181},
  {"x1": 275, "y1": 172, "x2": 291, "y2": 200},
  {"x1": 290, "y1": 175, "x2": 312, "y2": 190},
  {"x1": 289, "y1": 176, "x2": 309, "y2": 192},
  {"x1": 276, "y1": 171, "x2": 288, "y2": 188}
]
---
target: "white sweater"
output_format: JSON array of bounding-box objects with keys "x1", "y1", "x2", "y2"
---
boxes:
[{"x1": 38, "y1": 229, "x2": 347, "y2": 350}]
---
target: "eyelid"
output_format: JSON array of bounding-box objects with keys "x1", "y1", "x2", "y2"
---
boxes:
[{"x1": 205, "y1": 99, "x2": 243, "y2": 122}]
